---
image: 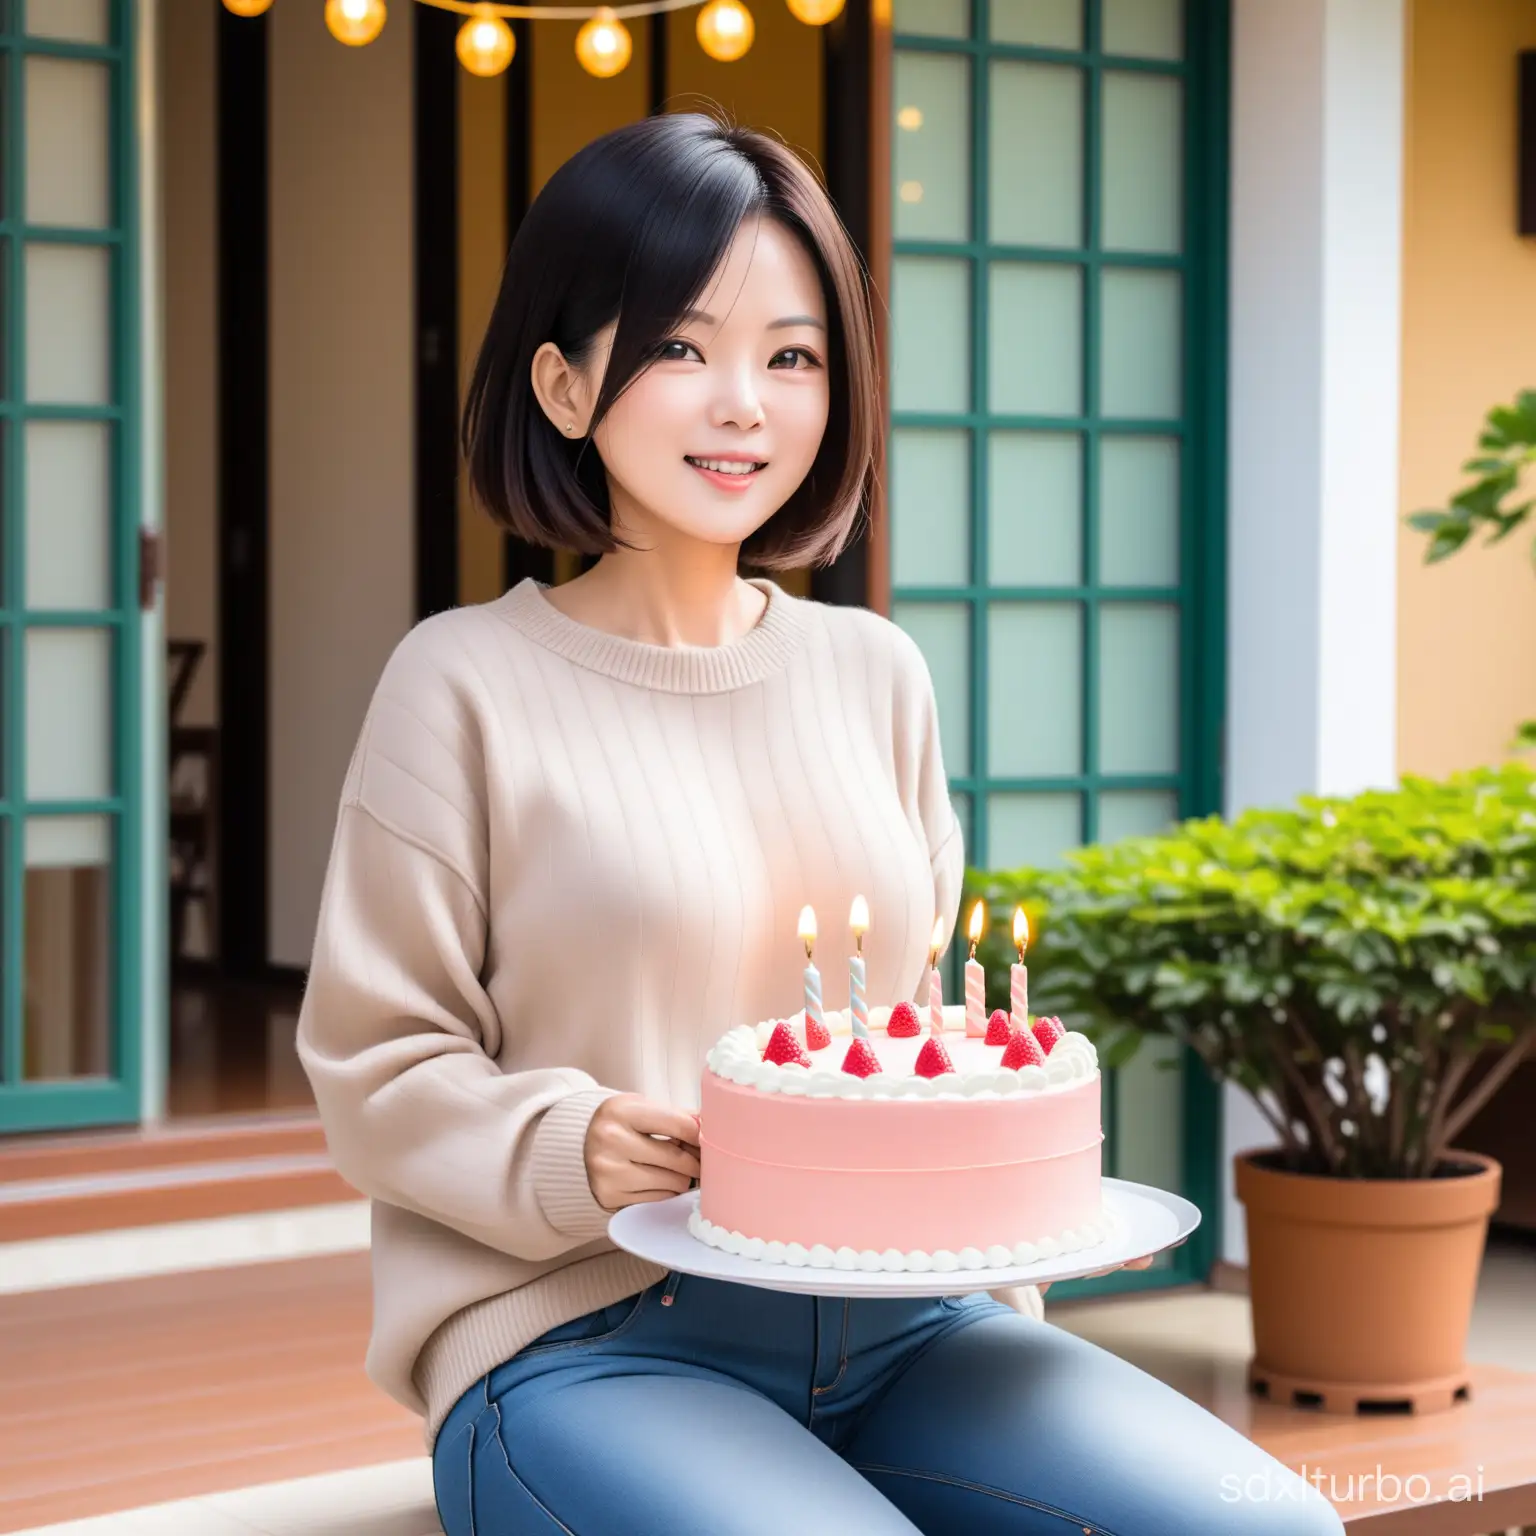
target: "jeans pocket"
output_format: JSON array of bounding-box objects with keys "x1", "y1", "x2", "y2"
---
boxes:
[
  {"x1": 432, "y1": 1417, "x2": 477, "y2": 1536},
  {"x1": 511, "y1": 1287, "x2": 651, "y2": 1361}
]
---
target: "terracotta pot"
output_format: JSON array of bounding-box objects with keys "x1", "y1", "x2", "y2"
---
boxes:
[{"x1": 1235, "y1": 1147, "x2": 1501, "y2": 1414}]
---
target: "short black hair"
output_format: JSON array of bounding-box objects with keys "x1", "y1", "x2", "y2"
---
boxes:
[{"x1": 461, "y1": 113, "x2": 881, "y2": 570}]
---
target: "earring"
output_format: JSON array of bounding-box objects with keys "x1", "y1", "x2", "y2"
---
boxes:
[{"x1": 566, "y1": 423, "x2": 576, "y2": 434}]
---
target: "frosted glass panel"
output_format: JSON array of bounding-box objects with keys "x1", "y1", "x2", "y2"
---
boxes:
[
  {"x1": 26, "y1": 812, "x2": 111, "y2": 868},
  {"x1": 894, "y1": 54, "x2": 970, "y2": 241},
  {"x1": 988, "y1": 603, "x2": 1081, "y2": 775},
  {"x1": 894, "y1": 0, "x2": 969, "y2": 37},
  {"x1": 1103, "y1": 0, "x2": 1182, "y2": 59},
  {"x1": 989, "y1": 264, "x2": 1081, "y2": 416},
  {"x1": 1112, "y1": 1031, "x2": 1184, "y2": 1189},
  {"x1": 988, "y1": 792, "x2": 1081, "y2": 869},
  {"x1": 26, "y1": 628, "x2": 112, "y2": 800},
  {"x1": 1102, "y1": 73, "x2": 1182, "y2": 254},
  {"x1": 1100, "y1": 269, "x2": 1180, "y2": 419},
  {"x1": 25, "y1": 0, "x2": 110, "y2": 42},
  {"x1": 26, "y1": 58, "x2": 111, "y2": 229},
  {"x1": 989, "y1": 63, "x2": 1082, "y2": 249},
  {"x1": 988, "y1": 432, "x2": 1080, "y2": 586},
  {"x1": 893, "y1": 601, "x2": 971, "y2": 776},
  {"x1": 892, "y1": 258, "x2": 970, "y2": 413},
  {"x1": 1099, "y1": 604, "x2": 1178, "y2": 774},
  {"x1": 990, "y1": 0, "x2": 1080, "y2": 47},
  {"x1": 1098, "y1": 789, "x2": 1178, "y2": 844},
  {"x1": 1099, "y1": 436, "x2": 1179, "y2": 586},
  {"x1": 27, "y1": 421, "x2": 112, "y2": 610},
  {"x1": 891, "y1": 430, "x2": 971, "y2": 588},
  {"x1": 27, "y1": 243, "x2": 111, "y2": 404}
]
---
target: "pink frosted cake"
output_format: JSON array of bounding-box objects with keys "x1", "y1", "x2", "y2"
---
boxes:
[{"x1": 692, "y1": 1002, "x2": 1112, "y2": 1273}]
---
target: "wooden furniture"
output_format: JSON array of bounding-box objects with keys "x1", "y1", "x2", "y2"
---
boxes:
[{"x1": 167, "y1": 639, "x2": 218, "y2": 968}]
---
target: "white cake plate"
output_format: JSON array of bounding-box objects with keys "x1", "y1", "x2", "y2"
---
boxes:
[{"x1": 608, "y1": 1178, "x2": 1201, "y2": 1299}]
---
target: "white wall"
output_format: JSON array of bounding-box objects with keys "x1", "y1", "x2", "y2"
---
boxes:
[
  {"x1": 269, "y1": 3, "x2": 415, "y2": 968},
  {"x1": 1223, "y1": 0, "x2": 1404, "y2": 1264}
]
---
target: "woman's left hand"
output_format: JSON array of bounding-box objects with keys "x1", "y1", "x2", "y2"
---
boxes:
[{"x1": 1036, "y1": 1241, "x2": 1183, "y2": 1295}]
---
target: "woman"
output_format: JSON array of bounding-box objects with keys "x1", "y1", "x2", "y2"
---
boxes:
[{"x1": 298, "y1": 113, "x2": 1343, "y2": 1536}]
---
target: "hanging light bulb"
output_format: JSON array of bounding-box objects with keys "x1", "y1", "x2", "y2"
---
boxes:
[
  {"x1": 697, "y1": 0, "x2": 754, "y2": 59},
  {"x1": 785, "y1": 0, "x2": 844, "y2": 23},
  {"x1": 457, "y1": 8, "x2": 516, "y2": 75},
  {"x1": 223, "y1": 0, "x2": 274, "y2": 16},
  {"x1": 575, "y1": 8, "x2": 632, "y2": 77},
  {"x1": 325, "y1": 0, "x2": 386, "y2": 46}
]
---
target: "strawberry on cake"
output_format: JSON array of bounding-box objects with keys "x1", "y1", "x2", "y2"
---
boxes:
[{"x1": 691, "y1": 1001, "x2": 1112, "y2": 1273}]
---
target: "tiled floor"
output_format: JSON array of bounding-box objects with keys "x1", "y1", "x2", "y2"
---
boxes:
[{"x1": 3, "y1": 1223, "x2": 1533, "y2": 1535}]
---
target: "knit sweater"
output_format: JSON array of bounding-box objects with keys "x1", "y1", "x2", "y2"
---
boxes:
[{"x1": 297, "y1": 575, "x2": 1033, "y2": 1450}]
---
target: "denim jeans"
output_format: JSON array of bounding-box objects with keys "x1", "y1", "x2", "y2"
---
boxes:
[{"x1": 432, "y1": 1273, "x2": 1344, "y2": 1536}]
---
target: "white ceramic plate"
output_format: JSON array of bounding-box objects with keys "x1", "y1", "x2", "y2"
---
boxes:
[{"x1": 608, "y1": 1178, "x2": 1202, "y2": 1299}]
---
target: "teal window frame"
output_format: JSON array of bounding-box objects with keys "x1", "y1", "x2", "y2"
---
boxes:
[
  {"x1": 0, "y1": 0, "x2": 145, "y2": 1131},
  {"x1": 890, "y1": 0, "x2": 1230, "y2": 1294}
]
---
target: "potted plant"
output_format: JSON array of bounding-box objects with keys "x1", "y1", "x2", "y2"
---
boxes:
[{"x1": 967, "y1": 766, "x2": 1536, "y2": 1414}]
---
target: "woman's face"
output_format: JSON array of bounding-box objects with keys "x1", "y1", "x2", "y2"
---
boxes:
[{"x1": 561, "y1": 217, "x2": 832, "y2": 554}]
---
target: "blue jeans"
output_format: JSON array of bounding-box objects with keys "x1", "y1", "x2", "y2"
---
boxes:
[{"x1": 432, "y1": 1273, "x2": 1344, "y2": 1536}]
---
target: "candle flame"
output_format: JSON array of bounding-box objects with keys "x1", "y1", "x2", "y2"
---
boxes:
[
  {"x1": 798, "y1": 904, "x2": 817, "y2": 957},
  {"x1": 1013, "y1": 905, "x2": 1030, "y2": 958},
  {"x1": 928, "y1": 914, "x2": 945, "y2": 964},
  {"x1": 849, "y1": 894, "x2": 869, "y2": 952},
  {"x1": 966, "y1": 899, "x2": 986, "y2": 957}
]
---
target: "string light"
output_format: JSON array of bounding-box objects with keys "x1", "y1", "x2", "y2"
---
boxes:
[
  {"x1": 784, "y1": 0, "x2": 842, "y2": 22},
  {"x1": 222, "y1": 0, "x2": 275, "y2": 15},
  {"x1": 696, "y1": 0, "x2": 752, "y2": 61},
  {"x1": 575, "y1": 8, "x2": 633, "y2": 76},
  {"x1": 457, "y1": 7, "x2": 517, "y2": 73},
  {"x1": 326, "y1": 0, "x2": 388, "y2": 44}
]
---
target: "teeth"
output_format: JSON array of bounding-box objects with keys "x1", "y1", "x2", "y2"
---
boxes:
[{"x1": 690, "y1": 458, "x2": 760, "y2": 475}]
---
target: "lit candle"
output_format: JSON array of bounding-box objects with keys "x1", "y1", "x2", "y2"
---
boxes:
[
  {"x1": 1010, "y1": 906, "x2": 1030, "y2": 1035},
  {"x1": 927, "y1": 915, "x2": 945, "y2": 1036},
  {"x1": 965, "y1": 900, "x2": 987, "y2": 1038},
  {"x1": 848, "y1": 894, "x2": 870, "y2": 1040},
  {"x1": 799, "y1": 905, "x2": 823, "y2": 1044}
]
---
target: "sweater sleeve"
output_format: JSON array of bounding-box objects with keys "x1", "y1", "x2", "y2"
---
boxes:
[{"x1": 296, "y1": 630, "x2": 618, "y2": 1261}]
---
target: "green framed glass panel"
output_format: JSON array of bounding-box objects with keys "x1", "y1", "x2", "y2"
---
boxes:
[
  {"x1": 989, "y1": 262, "x2": 1081, "y2": 416},
  {"x1": 1102, "y1": 0, "x2": 1182, "y2": 59},
  {"x1": 988, "y1": 62, "x2": 1082, "y2": 249},
  {"x1": 990, "y1": 0, "x2": 1080, "y2": 47},
  {"x1": 891, "y1": 256, "x2": 970, "y2": 412},
  {"x1": 987, "y1": 431, "x2": 1080, "y2": 586},
  {"x1": 889, "y1": 0, "x2": 1228, "y2": 1294},
  {"x1": 894, "y1": 52, "x2": 971, "y2": 242},
  {"x1": 1, "y1": 0, "x2": 144, "y2": 1131},
  {"x1": 891, "y1": 429, "x2": 971, "y2": 588},
  {"x1": 894, "y1": 0, "x2": 970, "y2": 39}
]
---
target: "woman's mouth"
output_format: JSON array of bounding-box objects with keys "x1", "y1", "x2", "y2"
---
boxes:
[{"x1": 686, "y1": 455, "x2": 767, "y2": 490}]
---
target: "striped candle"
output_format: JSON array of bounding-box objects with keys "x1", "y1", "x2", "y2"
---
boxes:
[
  {"x1": 798, "y1": 905, "x2": 823, "y2": 1043},
  {"x1": 849, "y1": 895, "x2": 870, "y2": 1040},
  {"x1": 965, "y1": 956, "x2": 986, "y2": 1037},
  {"x1": 1010, "y1": 962, "x2": 1029, "y2": 1034},
  {"x1": 928, "y1": 965, "x2": 944, "y2": 1036}
]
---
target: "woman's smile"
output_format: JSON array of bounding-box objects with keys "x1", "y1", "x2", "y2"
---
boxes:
[{"x1": 686, "y1": 452, "x2": 769, "y2": 490}]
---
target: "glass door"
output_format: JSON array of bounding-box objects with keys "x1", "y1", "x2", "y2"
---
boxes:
[
  {"x1": 0, "y1": 0, "x2": 145, "y2": 1132},
  {"x1": 887, "y1": 0, "x2": 1228, "y2": 1288}
]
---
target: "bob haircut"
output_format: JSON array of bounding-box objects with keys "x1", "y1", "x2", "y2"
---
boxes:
[{"x1": 461, "y1": 113, "x2": 882, "y2": 571}]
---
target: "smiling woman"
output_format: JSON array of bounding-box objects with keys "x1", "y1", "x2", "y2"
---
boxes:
[{"x1": 460, "y1": 112, "x2": 881, "y2": 576}]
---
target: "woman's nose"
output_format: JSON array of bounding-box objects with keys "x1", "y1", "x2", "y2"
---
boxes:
[{"x1": 711, "y1": 366, "x2": 765, "y2": 430}]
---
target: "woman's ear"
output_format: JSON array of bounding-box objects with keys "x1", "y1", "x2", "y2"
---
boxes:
[{"x1": 530, "y1": 341, "x2": 592, "y2": 438}]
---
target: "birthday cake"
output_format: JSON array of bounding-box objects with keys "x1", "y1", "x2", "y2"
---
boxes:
[{"x1": 691, "y1": 998, "x2": 1112, "y2": 1273}]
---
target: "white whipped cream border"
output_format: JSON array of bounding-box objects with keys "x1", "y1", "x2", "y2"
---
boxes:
[
  {"x1": 687, "y1": 1202, "x2": 1117, "y2": 1273},
  {"x1": 706, "y1": 1011, "x2": 1098, "y2": 1101}
]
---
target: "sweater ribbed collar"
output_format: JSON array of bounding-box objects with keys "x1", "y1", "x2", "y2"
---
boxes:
[{"x1": 494, "y1": 576, "x2": 807, "y2": 694}]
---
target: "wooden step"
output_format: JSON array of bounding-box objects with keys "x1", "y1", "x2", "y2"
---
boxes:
[{"x1": 0, "y1": 1115, "x2": 357, "y2": 1242}]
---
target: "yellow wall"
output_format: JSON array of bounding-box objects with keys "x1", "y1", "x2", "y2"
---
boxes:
[{"x1": 1398, "y1": 0, "x2": 1536, "y2": 776}]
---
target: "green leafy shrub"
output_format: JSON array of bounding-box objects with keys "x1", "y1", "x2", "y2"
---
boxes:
[{"x1": 965, "y1": 767, "x2": 1536, "y2": 1180}]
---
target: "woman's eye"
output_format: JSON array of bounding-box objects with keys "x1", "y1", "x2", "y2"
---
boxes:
[
  {"x1": 771, "y1": 347, "x2": 822, "y2": 370},
  {"x1": 657, "y1": 339, "x2": 701, "y2": 362}
]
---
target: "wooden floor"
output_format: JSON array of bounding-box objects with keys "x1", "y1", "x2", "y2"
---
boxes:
[
  {"x1": 4, "y1": 1251, "x2": 1535, "y2": 1534},
  {"x1": 0, "y1": 1254, "x2": 421, "y2": 1534}
]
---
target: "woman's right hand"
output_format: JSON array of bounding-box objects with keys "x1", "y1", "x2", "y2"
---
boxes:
[{"x1": 584, "y1": 1094, "x2": 701, "y2": 1212}]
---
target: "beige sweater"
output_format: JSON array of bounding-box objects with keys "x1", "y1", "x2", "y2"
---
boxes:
[{"x1": 298, "y1": 576, "x2": 1028, "y2": 1449}]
